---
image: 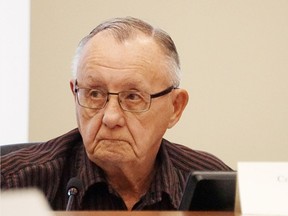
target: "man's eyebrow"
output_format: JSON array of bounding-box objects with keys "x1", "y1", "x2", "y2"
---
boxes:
[
  {"x1": 82, "y1": 76, "x2": 105, "y2": 88},
  {"x1": 86, "y1": 75, "x2": 101, "y2": 83},
  {"x1": 121, "y1": 80, "x2": 146, "y2": 89},
  {"x1": 85, "y1": 75, "x2": 149, "y2": 90}
]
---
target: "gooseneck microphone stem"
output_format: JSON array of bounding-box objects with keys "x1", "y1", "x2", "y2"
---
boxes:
[
  {"x1": 65, "y1": 177, "x2": 83, "y2": 211},
  {"x1": 66, "y1": 188, "x2": 78, "y2": 211}
]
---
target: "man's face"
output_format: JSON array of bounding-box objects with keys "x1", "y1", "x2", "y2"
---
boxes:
[{"x1": 71, "y1": 32, "x2": 178, "y2": 168}]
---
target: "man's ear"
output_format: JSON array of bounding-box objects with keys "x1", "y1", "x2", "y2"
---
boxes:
[
  {"x1": 168, "y1": 89, "x2": 189, "y2": 128},
  {"x1": 70, "y1": 79, "x2": 76, "y2": 97}
]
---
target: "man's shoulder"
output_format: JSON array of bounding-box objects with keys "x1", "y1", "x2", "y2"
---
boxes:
[
  {"x1": 161, "y1": 139, "x2": 232, "y2": 172},
  {"x1": 1, "y1": 128, "x2": 82, "y2": 177}
]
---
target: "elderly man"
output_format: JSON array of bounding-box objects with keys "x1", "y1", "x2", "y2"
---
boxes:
[{"x1": 1, "y1": 17, "x2": 231, "y2": 210}]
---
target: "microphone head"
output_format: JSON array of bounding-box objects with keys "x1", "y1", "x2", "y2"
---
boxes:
[{"x1": 66, "y1": 177, "x2": 83, "y2": 195}]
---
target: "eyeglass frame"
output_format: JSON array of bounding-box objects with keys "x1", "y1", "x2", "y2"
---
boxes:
[{"x1": 73, "y1": 79, "x2": 177, "y2": 113}]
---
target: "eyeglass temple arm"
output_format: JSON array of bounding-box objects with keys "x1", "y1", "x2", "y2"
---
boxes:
[
  {"x1": 150, "y1": 86, "x2": 176, "y2": 99},
  {"x1": 73, "y1": 79, "x2": 78, "y2": 93}
]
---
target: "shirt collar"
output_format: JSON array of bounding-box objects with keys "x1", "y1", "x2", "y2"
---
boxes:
[
  {"x1": 145, "y1": 139, "x2": 182, "y2": 208},
  {"x1": 74, "y1": 144, "x2": 107, "y2": 204}
]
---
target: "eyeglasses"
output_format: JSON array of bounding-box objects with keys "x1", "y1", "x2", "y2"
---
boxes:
[{"x1": 74, "y1": 80, "x2": 176, "y2": 113}]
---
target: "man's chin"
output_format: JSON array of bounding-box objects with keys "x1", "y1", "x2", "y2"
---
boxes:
[
  {"x1": 96, "y1": 156, "x2": 135, "y2": 172},
  {"x1": 85, "y1": 140, "x2": 135, "y2": 164},
  {"x1": 89, "y1": 149, "x2": 134, "y2": 165}
]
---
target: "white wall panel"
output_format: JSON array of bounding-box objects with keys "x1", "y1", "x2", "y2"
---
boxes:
[{"x1": 0, "y1": 0, "x2": 30, "y2": 144}]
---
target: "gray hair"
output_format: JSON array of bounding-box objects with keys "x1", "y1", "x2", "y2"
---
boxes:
[{"x1": 72, "y1": 17, "x2": 181, "y2": 87}]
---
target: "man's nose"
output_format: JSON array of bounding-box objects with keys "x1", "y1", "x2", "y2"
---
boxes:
[{"x1": 102, "y1": 96, "x2": 125, "y2": 128}]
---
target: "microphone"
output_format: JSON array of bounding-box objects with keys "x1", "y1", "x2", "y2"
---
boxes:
[{"x1": 66, "y1": 177, "x2": 83, "y2": 211}]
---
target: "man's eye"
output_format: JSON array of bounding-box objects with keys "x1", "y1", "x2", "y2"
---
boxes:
[
  {"x1": 89, "y1": 90, "x2": 103, "y2": 98},
  {"x1": 126, "y1": 93, "x2": 142, "y2": 101}
]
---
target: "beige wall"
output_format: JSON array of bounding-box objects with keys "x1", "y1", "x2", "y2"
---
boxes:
[{"x1": 29, "y1": 0, "x2": 288, "y2": 169}]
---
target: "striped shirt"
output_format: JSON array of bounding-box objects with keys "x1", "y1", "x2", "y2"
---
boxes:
[{"x1": 0, "y1": 128, "x2": 231, "y2": 210}]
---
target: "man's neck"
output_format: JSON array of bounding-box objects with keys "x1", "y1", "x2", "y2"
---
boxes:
[{"x1": 103, "y1": 160, "x2": 157, "y2": 210}]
